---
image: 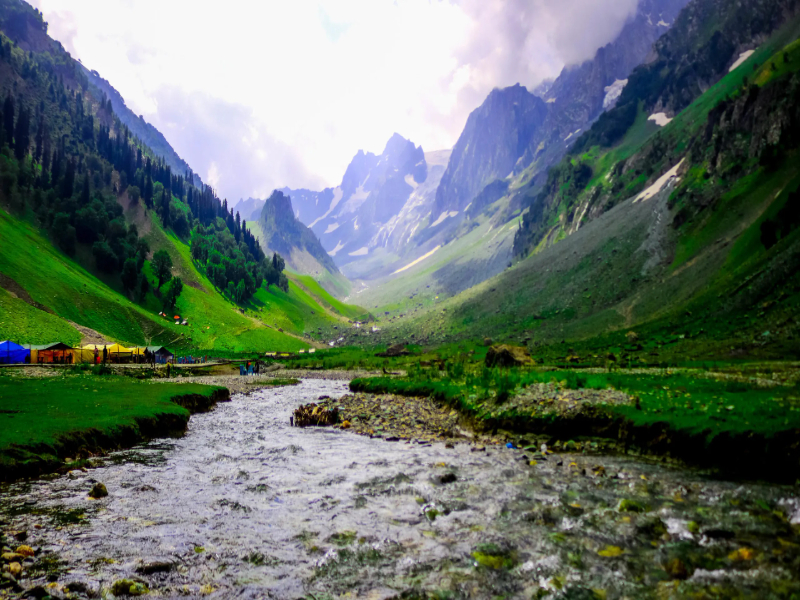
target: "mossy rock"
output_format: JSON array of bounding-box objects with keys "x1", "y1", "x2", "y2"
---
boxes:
[
  {"x1": 471, "y1": 543, "x2": 517, "y2": 570},
  {"x1": 110, "y1": 579, "x2": 149, "y2": 596},
  {"x1": 617, "y1": 498, "x2": 647, "y2": 513}
]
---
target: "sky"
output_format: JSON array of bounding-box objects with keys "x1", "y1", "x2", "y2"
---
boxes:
[{"x1": 30, "y1": 0, "x2": 640, "y2": 204}]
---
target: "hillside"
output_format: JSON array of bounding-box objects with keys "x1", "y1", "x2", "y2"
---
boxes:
[
  {"x1": 368, "y1": 5, "x2": 800, "y2": 362},
  {"x1": 0, "y1": 0, "x2": 367, "y2": 354},
  {"x1": 255, "y1": 190, "x2": 349, "y2": 290},
  {"x1": 82, "y1": 66, "x2": 202, "y2": 188}
]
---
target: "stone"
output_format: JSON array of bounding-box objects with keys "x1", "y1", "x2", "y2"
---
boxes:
[
  {"x1": 437, "y1": 473, "x2": 458, "y2": 484},
  {"x1": 89, "y1": 483, "x2": 108, "y2": 499},
  {"x1": 136, "y1": 561, "x2": 175, "y2": 575},
  {"x1": 1, "y1": 553, "x2": 22, "y2": 563},
  {"x1": 376, "y1": 344, "x2": 410, "y2": 358},
  {"x1": 24, "y1": 584, "x2": 49, "y2": 599},
  {"x1": 483, "y1": 337, "x2": 493, "y2": 346},
  {"x1": 14, "y1": 546, "x2": 33, "y2": 558},
  {"x1": 485, "y1": 345, "x2": 533, "y2": 368},
  {"x1": 617, "y1": 499, "x2": 647, "y2": 513},
  {"x1": 664, "y1": 558, "x2": 690, "y2": 579},
  {"x1": 293, "y1": 403, "x2": 339, "y2": 427},
  {"x1": 7, "y1": 562, "x2": 21, "y2": 577},
  {"x1": 110, "y1": 579, "x2": 149, "y2": 596}
]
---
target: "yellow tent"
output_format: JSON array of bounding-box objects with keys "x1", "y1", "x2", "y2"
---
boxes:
[{"x1": 77, "y1": 343, "x2": 135, "y2": 363}]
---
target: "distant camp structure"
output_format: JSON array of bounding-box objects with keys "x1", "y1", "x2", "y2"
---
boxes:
[
  {"x1": 0, "y1": 340, "x2": 174, "y2": 365},
  {"x1": 0, "y1": 340, "x2": 29, "y2": 364}
]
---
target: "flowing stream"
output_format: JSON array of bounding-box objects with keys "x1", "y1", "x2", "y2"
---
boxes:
[{"x1": 2, "y1": 379, "x2": 799, "y2": 599}]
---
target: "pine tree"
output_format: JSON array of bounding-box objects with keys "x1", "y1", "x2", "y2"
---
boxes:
[
  {"x1": 13, "y1": 105, "x2": 30, "y2": 161},
  {"x1": 3, "y1": 94, "x2": 14, "y2": 147}
]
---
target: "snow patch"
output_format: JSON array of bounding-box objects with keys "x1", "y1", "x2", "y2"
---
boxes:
[
  {"x1": 324, "y1": 222, "x2": 339, "y2": 234},
  {"x1": 348, "y1": 247, "x2": 369, "y2": 257},
  {"x1": 404, "y1": 173, "x2": 419, "y2": 190},
  {"x1": 728, "y1": 50, "x2": 755, "y2": 72},
  {"x1": 563, "y1": 129, "x2": 582, "y2": 142},
  {"x1": 341, "y1": 185, "x2": 370, "y2": 215},
  {"x1": 431, "y1": 210, "x2": 459, "y2": 227},
  {"x1": 309, "y1": 187, "x2": 344, "y2": 228},
  {"x1": 546, "y1": 97, "x2": 556, "y2": 104},
  {"x1": 603, "y1": 79, "x2": 628, "y2": 109},
  {"x1": 328, "y1": 240, "x2": 345, "y2": 256},
  {"x1": 392, "y1": 246, "x2": 441, "y2": 275},
  {"x1": 648, "y1": 112, "x2": 672, "y2": 127},
  {"x1": 635, "y1": 158, "x2": 685, "y2": 203},
  {"x1": 657, "y1": 19, "x2": 670, "y2": 27}
]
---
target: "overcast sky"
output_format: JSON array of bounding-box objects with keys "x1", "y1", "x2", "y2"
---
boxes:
[{"x1": 31, "y1": 0, "x2": 639, "y2": 204}]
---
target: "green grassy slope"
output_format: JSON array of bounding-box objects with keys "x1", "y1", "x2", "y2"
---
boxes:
[
  {"x1": 0, "y1": 205, "x2": 364, "y2": 352},
  {"x1": 369, "y1": 26, "x2": 800, "y2": 361},
  {"x1": 291, "y1": 274, "x2": 370, "y2": 321}
]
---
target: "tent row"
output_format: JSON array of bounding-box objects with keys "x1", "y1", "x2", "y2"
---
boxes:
[{"x1": 0, "y1": 341, "x2": 173, "y2": 365}]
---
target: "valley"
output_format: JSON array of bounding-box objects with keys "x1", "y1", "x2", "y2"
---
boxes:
[{"x1": 1, "y1": 0, "x2": 800, "y2": 597}]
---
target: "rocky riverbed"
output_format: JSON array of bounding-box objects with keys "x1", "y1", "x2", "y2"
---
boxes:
[{"x1": 1, "y1": 379, "x2": 799, "y2": 599}]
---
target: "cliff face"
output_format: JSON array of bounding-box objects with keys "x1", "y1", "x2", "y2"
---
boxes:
[
  {"x1": 282, "y1": 133, "x2": 438, "y2": 267},
  {"x1": 432, "y1": 0, "x2": 691, "y2": 219},
  {"x1": 257, "y1": 191, "x2": 339, "y2": 275},
  {"x1": 433, "y1": 85, "x2": 548, "y2": 217}
]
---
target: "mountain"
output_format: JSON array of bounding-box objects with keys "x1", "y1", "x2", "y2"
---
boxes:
[
  {"x1": 283, "y1": 133, "x2": 438, "y2": 269},
  {"x1": 432, "y1": 0, "x2": 691, "y2": 219},
  {"x1": 256, "y1": 190, "x2": 340, "y2": 278},
  {"x1": 432, "y1": 84, "x2": 548, "y2": 217},
  {"x1": 82, "y1": 66, "x2": 202, "y2": 188},
  {"x1": 233, "y1": 197, "x2": 265, "y2": 222},
  {"x1": 514, "y1": 0, "x2": 800, "y2": 258},
  {"x1": 370, "y1": 0, "x2": 800, "y2": 362}
]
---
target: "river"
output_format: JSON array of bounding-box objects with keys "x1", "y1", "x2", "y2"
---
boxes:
[{"x1": 1, "y1": 379, "x2": 799, "y2": 599}]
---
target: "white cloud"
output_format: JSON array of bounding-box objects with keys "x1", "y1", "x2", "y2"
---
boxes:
[{"x1": 31, "y1": 0, "x2": 639, "y2": 201}]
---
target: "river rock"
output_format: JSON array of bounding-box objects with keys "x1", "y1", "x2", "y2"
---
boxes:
[
  {"x1": 24, "y1": 585, "x2": 50, "y2": 599},
  {"x1": 89, "y1": 483, "x2": 108, "y2": 499},
  {"x1": 110, "y1": 578, "x2": 149, "y2": 596},
  {"x1": 1, "y1": 552, "x2": 21, "y2": 563},
  {"x1": 293, "y1": 403, "x2": 339, "y2": 427},
  {"x1": 7, "y1": 562, "x2": 21, "y2": 577},
  {"x1": 136, "y1": 560, "x2": 175, "y2": 575},
  {"x1": 14, "y1": 546, "x2": 33, "y2": 557},
  {"x1": 485, "y1": 345, "x2": 533, "y2": 368}
]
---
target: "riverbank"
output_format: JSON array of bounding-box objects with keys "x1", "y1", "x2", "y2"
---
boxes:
[
  {"x1": 0, "y1": 375, "x2": 231, "y2": 481},
  {"x1": 349, "y1": 367, "x2": 800, "y2": 482}
]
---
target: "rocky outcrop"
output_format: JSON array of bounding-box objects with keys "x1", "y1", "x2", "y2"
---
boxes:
[
  {"x1": 284, "y1": 134, "x2": 435, "y2": 268},
  {"x1": 434, "y1": 0, "x2": 690, "y2": 218},
  {"x1": 257, "y1": 190, "x2": 340, "y2": 275},
  {"x1": 485, "y1": 345, "x2": 533, "y2": 368},
  {"x1": 433, "y1": 85, "x2": 548, "y2": 216}
]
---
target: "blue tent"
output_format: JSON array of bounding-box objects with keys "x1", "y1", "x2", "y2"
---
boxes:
[{"x1": 0, "y1": 341, "x2": 30, "y2": 364}]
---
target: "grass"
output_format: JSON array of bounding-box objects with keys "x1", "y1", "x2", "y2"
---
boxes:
[
  {"x1": 0, "y1": 287, "x2": 81, "y2": 345},
  {"x1": 0, "y1": 374, "x2": 225, "y2": 476},
  {"x1": 0, "y1": 205, "x2": 366, "y2": 353},
  {"x1": 350, "y1": 361, "x2": 800, "y2": 465},
  {"x1": 291, "y1": 274, "x2": 369, "y2": 321}
]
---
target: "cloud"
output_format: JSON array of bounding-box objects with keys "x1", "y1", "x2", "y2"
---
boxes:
[
  {"x1": 30, "y1": 0, "x2": 642, "y2": 199},
  {"x1": 152, "y1": 88, "x2": 324, "y2": 202}
]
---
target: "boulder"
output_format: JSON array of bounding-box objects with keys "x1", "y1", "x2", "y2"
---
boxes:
[
  {"x1": 485, "y1": 345, "x2": 533, "y2": 368},
  {"x1": 293, "y1": 403, "x2": 339, "y2": 427},
  {"x1": 376, "y1": 344, "x2": 410, "y2": 358},
  {"x1": 88, "y1": 483, "x2": 108, "y2": 499}
]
